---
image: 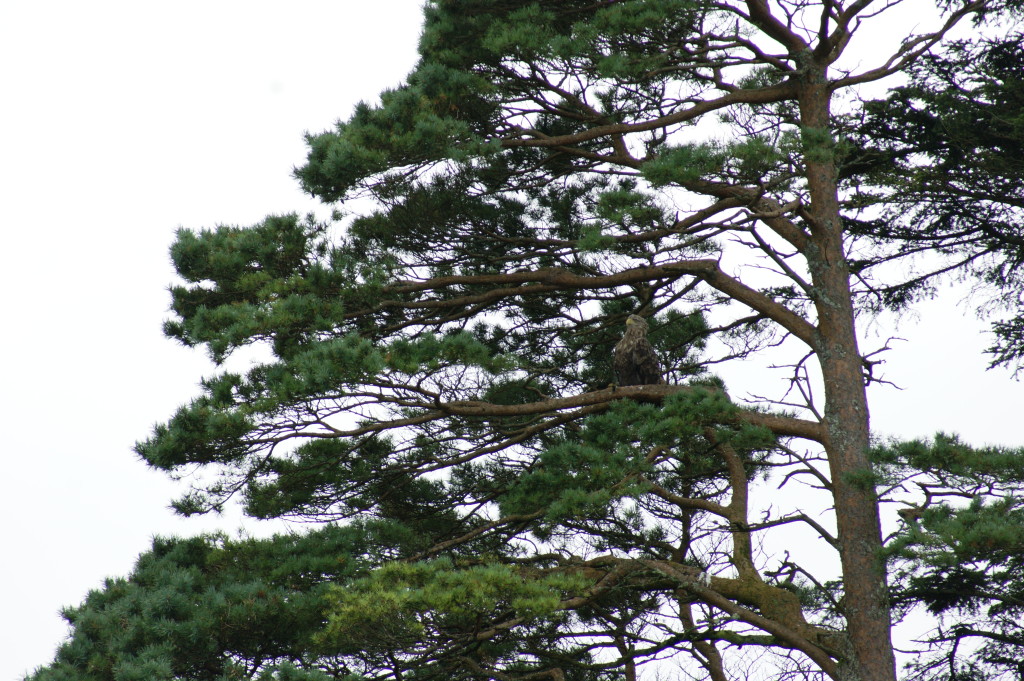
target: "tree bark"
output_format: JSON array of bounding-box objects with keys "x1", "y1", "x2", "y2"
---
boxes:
[{"x1": 797, "y1": 62, "x2": 896, "y2": 681}]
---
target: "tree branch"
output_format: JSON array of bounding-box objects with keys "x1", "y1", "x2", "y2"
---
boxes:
[{"x1": 501, "y1": 83, "x2": 799, "y2": 150}]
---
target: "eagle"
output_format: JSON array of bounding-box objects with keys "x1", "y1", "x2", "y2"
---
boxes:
[{"x1": 613, "y1": 314, "x2": 664, "y2": 386}]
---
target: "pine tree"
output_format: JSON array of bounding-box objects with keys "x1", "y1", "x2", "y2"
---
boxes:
[{"x1": 29, "y1": 2, "x2": 1024, "y2": 680}]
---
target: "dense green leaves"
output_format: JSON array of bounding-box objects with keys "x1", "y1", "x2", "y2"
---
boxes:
[
  {"x1": 318, "y1": 559, "x2": 586, "y2": 655},
  {"x1": 298, "y1": 64, "x2": 496, "y2": 203},
  {"x1": 165, "y1": 214, "x2": 362, "y2": 363},
  {"x1": 873, "y1": 435, "x2": 1024, "y2": 681},
  {"x1": 28, "y1": 530, "x2": 363, "y2": 681},
  {"x1": 848, "y1": 34, "x2": 1024, "y2": 360}
]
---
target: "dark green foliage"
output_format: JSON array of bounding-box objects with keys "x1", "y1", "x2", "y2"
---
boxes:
[
  {"x1": 299, "y1": 0, "x2": 705, "y2": 203},
  {"x1": 316, "y1": 558, "x2": 588, "y2": 665},
  {"x1": 166, "y1": 214, "x2": 358, "y2": 363},
  {"x1": 848, "y1": 34, "x2": 1024, "y2": 366},
  {"x1": 874, "y1": 435, "x2": 1024, "y2": 681},
  {"x1": 27, "y1": 530, "x2": 365, "y2": 681}
]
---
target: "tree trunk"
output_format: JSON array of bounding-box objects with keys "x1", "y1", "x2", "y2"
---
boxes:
[{"x1": 799, "y1": 67, "x2": 897, "y2": 681}]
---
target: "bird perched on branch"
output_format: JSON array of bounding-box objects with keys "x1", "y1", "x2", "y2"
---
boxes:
[{"x1": 613, "y1": 314, "x2": 664, "y2": 386}]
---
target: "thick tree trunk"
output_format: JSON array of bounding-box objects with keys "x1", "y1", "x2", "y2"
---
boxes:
[{"x1": 798, "y1": 71, "x2": 897, "y2": 681}]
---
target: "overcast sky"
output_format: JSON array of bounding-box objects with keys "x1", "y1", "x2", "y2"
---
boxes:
[{"x1": 1, "y1": 2, "x2": 1020, "y2": 679}]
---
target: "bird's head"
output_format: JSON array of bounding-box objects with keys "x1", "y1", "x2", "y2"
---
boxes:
[{"x1": 625, "y1": 314, "x2": 649, "y2": 330}]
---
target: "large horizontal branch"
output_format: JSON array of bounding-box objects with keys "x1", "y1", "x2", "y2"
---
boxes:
[
  {"x1": 442, "y1": 384, "x2": 825, "y2": 443},
  {"x1": 382, "y1": 260, "x2": 819, "y2": 348},
  {"x1": 309, "y1": 384, "x2": 822, "y2": 444},
  {"x1": 499, "y1": 82, "x2": 797, "y2": 150},
  {"x1": 388, "y1": 262, "x2": 693, "y2": 296}
]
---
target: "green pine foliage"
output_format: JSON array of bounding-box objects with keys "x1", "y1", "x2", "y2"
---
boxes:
[
  {"x1": 317, "y1": 559, "x2": 588, "y2": 659},
  {"x1": 29, "y1": 530, "x2": 363, "y2": 681},
  {"x1": 847, "y1": 34, "x2": 1024, "y2": 336},
  {"x1": 873, "y1": 434, "x2": 1024, "y2": 681}
]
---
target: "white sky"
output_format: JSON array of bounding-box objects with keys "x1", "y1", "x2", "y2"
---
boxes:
[{"x1": 1, "y1": 2, "x2": 1019, "y2": 679}]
